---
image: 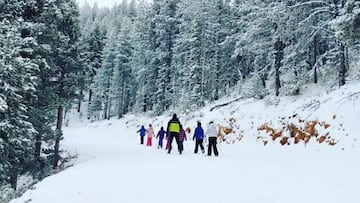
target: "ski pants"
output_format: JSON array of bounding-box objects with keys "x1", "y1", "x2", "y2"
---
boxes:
[
  {"x1": 167, "y1": 132, "x2": 180, "y2": 154},
  {"x1": 207, "y1": 137, "x2": 218, "y2": 156},
  {"x1": 194, "y1": 139, "x2": 204, "y2": 153}
]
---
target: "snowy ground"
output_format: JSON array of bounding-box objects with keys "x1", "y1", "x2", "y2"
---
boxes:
[{"x1": 10, "y1": 83, "x2": 360, "y2": 203}]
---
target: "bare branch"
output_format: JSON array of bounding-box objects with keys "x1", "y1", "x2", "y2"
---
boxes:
[
  {"x1": 299, "y1": 9, "x2": 334, "y2": 25},
  {"x1": 288, "y1": 1, "x2": 331, "y2": 9}
]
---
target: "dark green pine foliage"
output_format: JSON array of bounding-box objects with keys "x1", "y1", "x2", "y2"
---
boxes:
[
  {"x1": 83, "y1": 24, "x2": 106, "y2": 106},
  {"x1": 207, "y1": 0, "x2": 235, "y2": 101},
  {"x1": 78, "y1": 0, "x2": 359, "y2": 115},
  {"x1": 135, "y1": 1, "x2": 160, "y2": 112},
  {"x1": 20, "y1": 0, "x2": 57, "y2": 177},
  {"x1": 131, "y1": 3, "x2": 155, "y2": 113},
  {"x1": 188, "y1": 20, "x2": 205, "y2": 108},
  {"x1": 289, "y1": 0, "x2": 349, "y2": 87},
  {"x1": 173, "y1": 0, "x2": 206, "y2": 109},
  {"x1": 0, "y1": 0, "x2": 53, "y2": 189},
  {"x1": 90, "y1": 35, "x2": 117, "y2": 120},
  {"x1": 112, "y1": 23, "x2": 134, "y2": 118},
  {"x1": 332, "y1": 0, "x2": 360, "y2": 46},
  {"x1": 39, "y1": 0, "x2": 85, "y2": 168},
  {"x1": 152, "y1": 0, "x2": 179, "y2": 114},
  {"x1": 0, "y1": 19, "x2": 38, "y2": 189},
  {"x1": 215, "y1": 0, "x2": 239, "y2": 97}
]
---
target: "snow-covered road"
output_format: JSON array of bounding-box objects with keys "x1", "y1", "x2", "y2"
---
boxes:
[{"x1": 10, "y1": 119, "x2": 360, "y2": 203}]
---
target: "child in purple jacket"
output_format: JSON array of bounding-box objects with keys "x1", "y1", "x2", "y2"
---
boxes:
[{"x1": 156, "y1": 127, "x2": 166, "y2": 149}]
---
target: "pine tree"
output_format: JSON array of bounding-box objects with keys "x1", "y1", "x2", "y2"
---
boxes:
[
  {"x1": 0, "y1": 0, "x2": 58, "y2": 189},
  {"x1": 39, "y1": 0, "x2": 85, "y2": 168},
  {"x1": 152, "y1": 0, "x2": 179, "y2": 114},
  {"x1": 20, "y1": 0, "x2": 58, "y2": 176},
  {"x1": 217, "y1": 0, "x2": 239, "y2": 96},
  {"x1": 0, "y1": 19, "x2": 38, "y2": 189},
  {"x1": 332, "y1": 0, "x2": 360, "y2": 46},
  {"x1": 132, "y1": 1, "x2": 159, "y2": 113},
  {"x1": 112, "y1": 21, "x2": 134, "y2": 118},
  {"x1": 77, "y1": 0, "x2": 360, "y2": 113},
  {"x1": 83, "y1": 24, "x2": 106, "y2": 110},
  {"x1": 89, "y1": 34, "x2": 117, "y2": 120},
  {"x1": 288, "y1": 0, "x2": 351, "y2": 87},
  {"x1": 130, "y1": 2, "x2": 155, "y2": 113}
]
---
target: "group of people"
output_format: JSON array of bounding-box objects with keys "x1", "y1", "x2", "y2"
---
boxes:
[{"x1": 136, "y1": 114, "x2": 219, "y2": 156}]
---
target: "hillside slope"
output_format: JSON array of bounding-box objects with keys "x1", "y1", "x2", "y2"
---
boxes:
[{"x1": 10, "y1": 82, "x2": 360, "y2": 203}]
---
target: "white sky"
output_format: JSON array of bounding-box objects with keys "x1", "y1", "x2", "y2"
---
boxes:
[{"x1": 76, "y1": 0, "x2": 123, "y2": 8}]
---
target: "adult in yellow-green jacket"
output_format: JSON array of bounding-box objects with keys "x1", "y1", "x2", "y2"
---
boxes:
[{"x1": 166, "y1": 114, "x2": 181, "y2": 154}]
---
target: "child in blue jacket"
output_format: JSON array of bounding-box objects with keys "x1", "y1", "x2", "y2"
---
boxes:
[
  {"x1": 193, "y1": 121, "x2": 205, "y2": 153},
  {"x1": 137, "y1": 125, "x2": 146, "y2": 144}
]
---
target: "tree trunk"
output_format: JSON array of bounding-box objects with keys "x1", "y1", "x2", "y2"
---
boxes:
[
  {"x1": 104, "y1": 75, "x2": 111, "y2": 119},
  {"x1": 87, "y1": 89, "x2": 93, "y2": 120},
  {"x1": 119, "y1": 80, "x2": 125, "y2": 118},
  {"x1": 261, "y1": 75, "x2": 266, "y2": 89},
  {"x1": 107, "y1": 100, "x2": 111, "y2": 120},
  {"x1": 77, "y1": 90, "x2": 83, "y2": 113},
  {"x1": 77, "y1": 102, "x2": 81, "y2": 113},
  {"x1": 77, "y1": 90, "x2": 82, "y2": 113},
  {"x1": 313, "y1": 35, "x2": 318, "y2": 84},
  {"x1": 214, "y1": 31, "x2": 221, "y2": 101},
  {"x1": 274, "y1": 38, "x2": 285, "y2": 96},
  {"x1": 88, "y1": 89, "x2": 93, "y2": 103},
  {"x1": 9, "y1": 166, "x2": 18, "y2": 190},
  {"x1": 345, "y1": 46, "x2": 349, "y2": 71},
  {"x1": 35, "y1": 132, "x2": 41, "y2": 158},
  {"x1": 53, "y1": 105, "x2": 64, "y2": 168},
  {"x1": 275, "y1": 65, "x2": 281, "y2": 96},
  {"x1": 143, "y1": 94, "x2": 147, "y2": 112},
  {"x1": 9, "y1": 152, "x2": 18, "y2": 190},
  {"x1": 339, "y1": 43, "x2": 346, "y2": 86},
  {"x1": 104, "y1": 95, "x2": 109, "y2": 120},
  {"x1": 294, "y1": 69, "x2": 300, "y2": 95}
]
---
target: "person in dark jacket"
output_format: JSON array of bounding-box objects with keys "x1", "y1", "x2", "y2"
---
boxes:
[
  {"x1": 136, "y1": 125, "x2": 146, "y2": 144},
  {"x1": 193, "y1": 121, "x2": 205, "y2": 154},
  {"x1": 166, "y1": 113, "x2": 181, "y2": 154},
  {"x1": 156, "y1": 127, "x2": 167, "y2": 149},
  {"x1": 178, "y1": 126, "x2": 187, "y2": 154}
]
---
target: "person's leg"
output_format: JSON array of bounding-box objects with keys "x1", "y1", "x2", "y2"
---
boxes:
[
  {"x1": 175, "y1": 134, "x2": 180, "y2": 152},
  {"x1": 194, "y1": 140, "x2": 199, "y2": 153},
  {"x1": 140, "y1": 136, "x2": 144, "y2": 144},
  {"x1": 167, "y1": 134, "x2": 174, "y2": 153},
  {"x1": 209, "y1": 137, "x2": 219, "y2": 156},
  {"x1": 214, "y1": 141, "x2": 219, "y2": 156},
  {"x1": 200, "y1": 140, "x2": 205, "y2": 153},
  {"x1": 165, "y1": 138, "x2": 170, "y2": 150},
  {"x1": 179, "y1": 141, "x2": 183, "y2": 154},
  {"x1": 207, "y1": 138, "x2": 212, "y2": 156}
]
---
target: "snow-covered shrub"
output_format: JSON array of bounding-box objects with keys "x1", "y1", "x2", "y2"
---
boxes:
[
  {"x1": 0, "y1": 185, "x2": 16, "y2": 203},
  {"x1": 241, "y1": 74, "x2": 268, "y2": 99}
]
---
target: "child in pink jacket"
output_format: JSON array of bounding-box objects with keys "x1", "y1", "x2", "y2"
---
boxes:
[{"x1": 146, "y1": 124, "x2": 155, "y2": 147}]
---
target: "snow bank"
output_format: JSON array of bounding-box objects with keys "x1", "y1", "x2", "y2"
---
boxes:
[{"x1": 10, "y1": 82, "x2": 360, "y2": 203}]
